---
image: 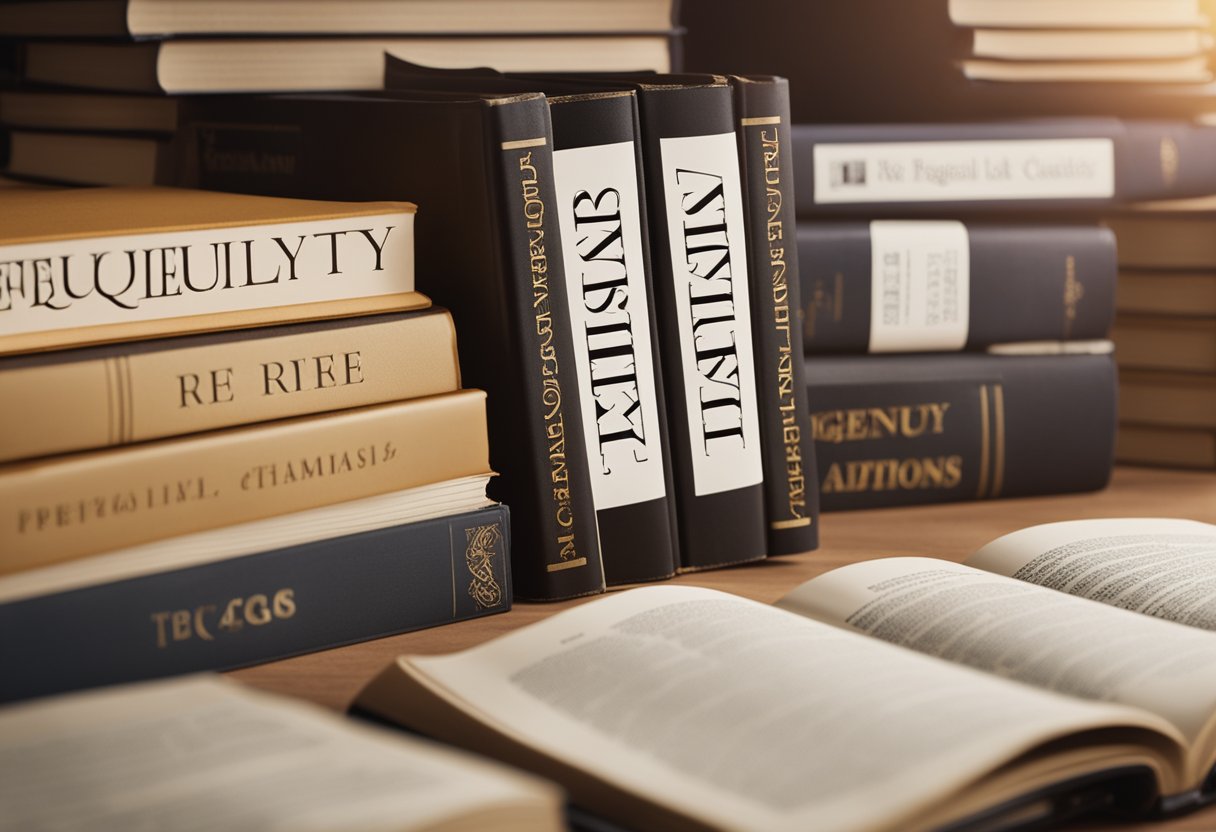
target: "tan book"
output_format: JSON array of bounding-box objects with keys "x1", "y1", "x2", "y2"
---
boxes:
[
  {"x1": 0, "y1": 676, "x2": 563, "y2": 832},
  {"x1": 356, "y1": 518, "x2": 1216, "y2": 831},
  {"x1": 0, "y1": 309, "x2": 460, "y2": 464},
  {"x1": 0, "y1": 389, "x2": 489, "y2": 576},
  {"x1": 1118, "y1": 423, "x2": 1216, "y2": 468},
  {"x1": 1108, "y1": 197, "x2": 1216, "y2": 269},
  {"x1": 0, "y1": 186, "x2": 424, "y2": 354},
  {"x1": 1118, "y1": 270, "x2": 1216, "y2": 317},
  {"x1": 1120, "y1": 369, "x2": 1216, "y2": 428},
  {"x1": 971, "y1": 27, "x2": 1213, "y2": 61},
  {"x1": 1112, "y1": 314, "x2": 1216, "y2": 372},
  {"x1": 961, "y1": 56, "x2": 1213, "y2": 84},
  {"x1": 949, "y1": 0, "x2": 1206, "y2": 28}
]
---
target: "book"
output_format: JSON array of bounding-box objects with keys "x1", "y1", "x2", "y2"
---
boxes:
[
  {"x1": 960, "y1": 56, "x2": 1213, "y2": 85},
  {"x1": 1118, "y1": 423, "x2": 1216, "y2": 468},
  {"x1": 353, "y1": 517, "x2": 1216, "y2": 831},
  {"x1": 0, "y1": 309, "x2": 460, "y2": 464},
  {"x1": 20, "y1": 35, "x2": 675, "y2": 94},
  {"x1": 948, "y1": 0, "x2": 1207, "y2": 28},
  {"x1": 0, "y1": 89, "x2": 180, "y2": 133},
  {"x1": 804, "y1": 350, "x2": 1117, "y2": 510},
  {"x1": 3, "y1": 128, "x2": 173, "y2": 186},
  {"x1": 0, "y1": 0, "x2": 676, "y2": 37},
  {"x1": 1118, "y1": 270, "x2": 1216, "y2": 316},
  {"x1": 0, "y1": 500, "x2": 509, "y2": 703},
  {"x1": 0, "y1": 676, "x2": 563, "y2": 831},
  {"x1": 179, "y1": 91, "x2": 605, "y2": 600},
  {"x1": 382, "y1": 62, "x2": 680, "y2": 586},
  {"x1": 970, "y1": 28, "x2": 1214, "y2": 62},
  {"x1": 0, "y1": 389, "x2": 491, "y2": 575},
  {"x1": 1108, "y1": 195, "x2": 1216, "y2": 269},
  {"x1": 729, "y1": 75, "x2": 819, "y2": 556},
  {"x1": 0, "y1": 186, "x2": 424, "y2": 354},
  {"x1": 1112, "y1": 315, "x2": 1216, "y2": 372},
  {"x1": 801, "y1": 221, "x2": 1116, "y2": 354},
  {"x1": 1120, "y1": 369, "x2": 1216, "y2": 429},
  {"x1": 792, "y1": 119, "x2": 1216, "y2": 215}
]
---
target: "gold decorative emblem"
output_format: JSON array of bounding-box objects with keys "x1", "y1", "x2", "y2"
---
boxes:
[
  {"x1": 465, "y1": 523, "x2": 504, "y2": 610},
  {"x1": 1062, "y1": 255, "x2": 1084, "y2": 338},
  {"x1": 1160, "y1": 137, "x2": 1180, "y2": 188}
]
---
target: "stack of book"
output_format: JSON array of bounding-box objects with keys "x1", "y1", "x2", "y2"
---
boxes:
[
  {"x1": 948, "y1": 0, "x2": 1214, "y2": 85},
  {"x1": 0, "y1": 184, "x2": 510, "y2": 703},
  {"x1": 1107, "y1": 195, "x2": 1216, "y2": 469},
  {"x1": 0, "y1": 0, "x2": 680, "y2": 184}
]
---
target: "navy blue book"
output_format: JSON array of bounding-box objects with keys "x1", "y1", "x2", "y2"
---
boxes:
[{"x1": 0, "y1": 503, "x2": 511, "y2": 704}]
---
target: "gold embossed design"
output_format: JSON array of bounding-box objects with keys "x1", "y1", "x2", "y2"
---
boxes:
[
  {"x1": 1160, "y1": 137, "x2": 1180, "y2": 188},
  {"x1": 465, "y1": 522, "x2": 505, "y2": 610},
  {"x1": 1062, "y1": 255, "x2": 1084, "y2": 339}
]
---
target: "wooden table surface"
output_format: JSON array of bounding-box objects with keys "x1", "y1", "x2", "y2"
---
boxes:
[{"x1": 233, "y1": 466, "x2": 1216, "y2": 832}]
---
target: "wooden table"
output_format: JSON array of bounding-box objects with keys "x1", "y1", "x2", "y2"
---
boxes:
[{"x1": 233, "y1": 466, "x2": 1216, "y2": 831}]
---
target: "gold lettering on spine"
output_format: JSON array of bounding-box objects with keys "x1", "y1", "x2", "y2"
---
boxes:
[
  {"x1": 977, "y1": 385, "x2": 991, "y2": 499},
  {"x1": 1061, "y1": 255, "x2": 1083, "y2": 339},
  {"x1": 465, "y1": 522, "x2": 505, "y2": 610},
  {"x1": 517, "y1": 146, "x2": 584, "y2": 570}
]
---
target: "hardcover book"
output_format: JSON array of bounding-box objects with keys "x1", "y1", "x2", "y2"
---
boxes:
[
  {"x1": 178, "y1": 91, "x2": 605, "y2": 600},
  {"x1": 353, "y1": 518, "x2": 1216, "y2": 832},
  {"x1": 0, "y1": 309, "x2": 461, "y2": 464},
  {"x1": 1112, "y1": 315, "x2": 1216, "y2": 373},
  {"x1": 0, "y1": 186, "x2": 424, "y2": 354},
  {"x1": 2, "y1": 129, "x2": 176, "y2": 187},
  {"x1": 800, "y1": 221, "x2": 1116, "y2": 353},
  {"x1": 803, "y1": 350, "x2": 1117, "y2": 510}
]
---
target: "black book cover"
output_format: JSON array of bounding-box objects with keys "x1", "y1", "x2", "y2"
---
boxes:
[
  {"x1": 0, "y1": 504, "x2": 512, "y2": 704},
  {"x1": 801, "y1": 221, "x2": 1116, "y2": 353},
  {"x1": 176, "y1": 92, "x2": 604, "y2": 600},
  {"x1": 383, "y1": 60, "x2": 679, "y2": 587},
  {"x1": 804, "y1": 351, "x2": 1117, "y2": 511},
  {"x1": 729, "y1": 75, "x2": 819, "y2": 556},
  {"x1": 793, "y1": 119, "x2": 1216, "y2": 215}
]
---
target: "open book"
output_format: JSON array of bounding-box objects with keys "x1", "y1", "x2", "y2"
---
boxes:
[{"x1": 354, "y1": 517, "x2": 1216, "y2": 832}]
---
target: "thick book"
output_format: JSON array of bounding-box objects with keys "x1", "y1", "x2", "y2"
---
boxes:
[
  {"x1": 0, "y1": 389, "x2": 491, "y2": 575},
  {"x1": 730, "y1": 75, "x2": 819, "y2": 555},
  {"x1": 0, "y1": 0, "x2": 676, "y2": 36},
  {"x1": 2, "y1": 128, "x2": 175, "y2": 186},
  {"x1": 0, "y1": 309, "x2": 460, "y2": 464},
  {"x1": 354, "y1": 517, "x2": 1216, "y2": 831},
  {"x1": 0, "y1": 186, "x2": 423, "y2": 354},
  {"x1": 1118, "y1": 270, "x2": 1216, "y2": 317},
  {"x1": 804, "y1": 350, "x2": 1117, "y2": 510},
  {"x1": 792, "y1": 119, "x2": 1216, "y2": 214},
  {"x1": 1118, "y1": 423, "x2": 1216, "y2": 469},
  {"x1": 1112, "y1": 315, "x2": 1216, "y2": 373},
  {"x1": 20, "y1": 35, "x2": 674, "y2": 94},
  {"x1": 800, "y1": 221, "x2": 1117, "y2": 354},
  {"x1": 0, "y1": 89, "x2": 180, "y2": 133},
  {"x1": 1107, "y1": 194, "x2": 1216, "y2": 269},
  {"x1": 178, "y1": 91, "x2": 605, "y2": 600},
  {"x1": 0, "y1": 502, "x2": 510, "y2": 703},
  {"x1": 1120, "y1": 369, "x2": 1216, "y2": 430},
  {"x1": 0, "y1": 676, "x2": 563, "y2": 830},
  {"x1": 383, "y1": 61, "x2": 679, "y2": 586}
]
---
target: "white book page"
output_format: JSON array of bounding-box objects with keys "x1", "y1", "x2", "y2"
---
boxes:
[
  {"x1": 402, "y1": 585, "x2": 1175, "y2": 832},
  {"x1": 0, "y1": 676, "x2": 557, "y2": 832},
  {"x1": 967, "y1": 519, "x2": 1216, "y2": 630},
  {"x1": 779, "y1": 557, "x2": 1216, "y2": 750}
]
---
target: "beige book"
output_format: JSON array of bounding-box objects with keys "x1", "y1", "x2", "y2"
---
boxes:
[
  {"x1": 0, "y1": 308, "x2": 460, "y2": 464},
  {"x1": 1118, "y1": 423, "x2": 1216, "y2": 468},
  {"x1": 0, "y1": 389, "x2": 489, "y2": 575},
  {"x1": 1118, "y1": 271, "x2": 1216, "y2": 317},
  {"x1": 949, "y1": 0, "x2": 1206, "y2": 28},
  {"x1": 1112, "y1": 314, "x2": 1216, "y2": 372},
  {"x1": 356, "y1": 518, "x2": 1216, "y2": 832},
  {"x1": 961, "y1": 56, "x2": 1213, "y2": 84},
  {"x1": 1108, "y1": 197, "x2": 1216, "y2": 269},
  {"x1": 1120, "y1": 369, "x2": 1216, "y2": 428},
  {"x1": 972, "y1": 27, "x2": 1214, "y2": 61},
  {"x1": 0, "y1": 186, "x2": 424, "y2": 354},
  {"x1": 0, "y1": 675, "x2": 562, "y2": 832}
]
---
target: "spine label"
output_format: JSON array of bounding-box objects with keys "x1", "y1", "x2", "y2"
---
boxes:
[
  {"x1": 0, "y1": 215, "x2": 412, "y2": 337},
  {"x1": 813, "y1": 139, "x2": 1116, "y2": 204},
  {"x1": 659, "y1": 132, "x2": 764, "y2": 497},
  {"x1": 553, "y1": 141, "x2": 667, "y2": 510},
  {"x1": 869, "y1": 221, "x2": 970, "y2": 352}
]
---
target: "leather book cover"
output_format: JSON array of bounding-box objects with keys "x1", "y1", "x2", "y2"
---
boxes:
[{"x1": 0, "y1": 504, "x2": 512, "y2": 703}]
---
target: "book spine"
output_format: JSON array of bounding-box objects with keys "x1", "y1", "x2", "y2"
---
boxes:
[
  {"x1": 0, "y1": 205, "x2": 422, "y2": 355},
  {"x1": 0, "y1": 390, "x2": 490, "y2": 574},
  {"x1": 732, "y1": 77, "x2": 819, "y2": 556},
  {"x1": 548, "y1": 93, "x2": 679, "y2": 585},
  {"x1": 804, "y1": 352, "x2": 1116, "y2": 510},
  {"x1": 801, "y1": 222, "x2": 1117, "y2": 353},
  {"x1": 0, "y1": 310, "x2": 461, "y2": 464},
  {"x1": 793, "y1": 119, "x2": 1216, "y2": 214},
  {"x1": 0, "y1": 504, "x2": 511, "y2": 704},
  {"x1": 636, "y1": 83, "x2": 767, "y2": 570}
]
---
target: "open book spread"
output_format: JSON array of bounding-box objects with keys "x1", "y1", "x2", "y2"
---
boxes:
[
  {"x1": 0, "y1": 676, "x2": 562, "y2": 832},
  {"x1": 355, "y1": 517, "x2": 1216, "y2": 832}
]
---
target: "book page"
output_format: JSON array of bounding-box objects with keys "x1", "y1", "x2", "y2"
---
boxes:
[
  {"x1": 779, "y1": 558, "x2": 1216, "y2": 756},
  {"x1": 0, "y1": 675, "x2": 559, "y2": 832},
  {"x1": 388, "y1": 585, "x2": 1178, "y2": 832},
  {"x1": 967, "y1": 519, "x2": 1216, "y2": 630}
]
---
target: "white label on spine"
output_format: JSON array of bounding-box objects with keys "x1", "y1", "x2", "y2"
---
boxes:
[
  {"x1": 869, "y1": 220, "x2": 971, "y2": 353},
  {"x1": 813, "y1": 138, "x2": 1116, "y2": 203},
  {"x1": 659, "y1": 131, "x2": 763, "y2": 497},
  {"x1": 553, "y1": 140, "x2": 667, "y2": 510}
]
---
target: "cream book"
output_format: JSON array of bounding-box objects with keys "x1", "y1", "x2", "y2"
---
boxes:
[
  {"x1": 356, "y1": 517, "x2": 1216, "y2": 832},
  {"x1": 0, "y1": 675, "x2": 562, "y2": 832},
  {"x1": 0, "y1": 186, "x2": 423, "y2": 354},
  {"x1": 961, "y1": 56, "x2": 1213, "y2": 84},
  {"x1": 949, "y1": 0, "x2": 1206, "y2": 28}
]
